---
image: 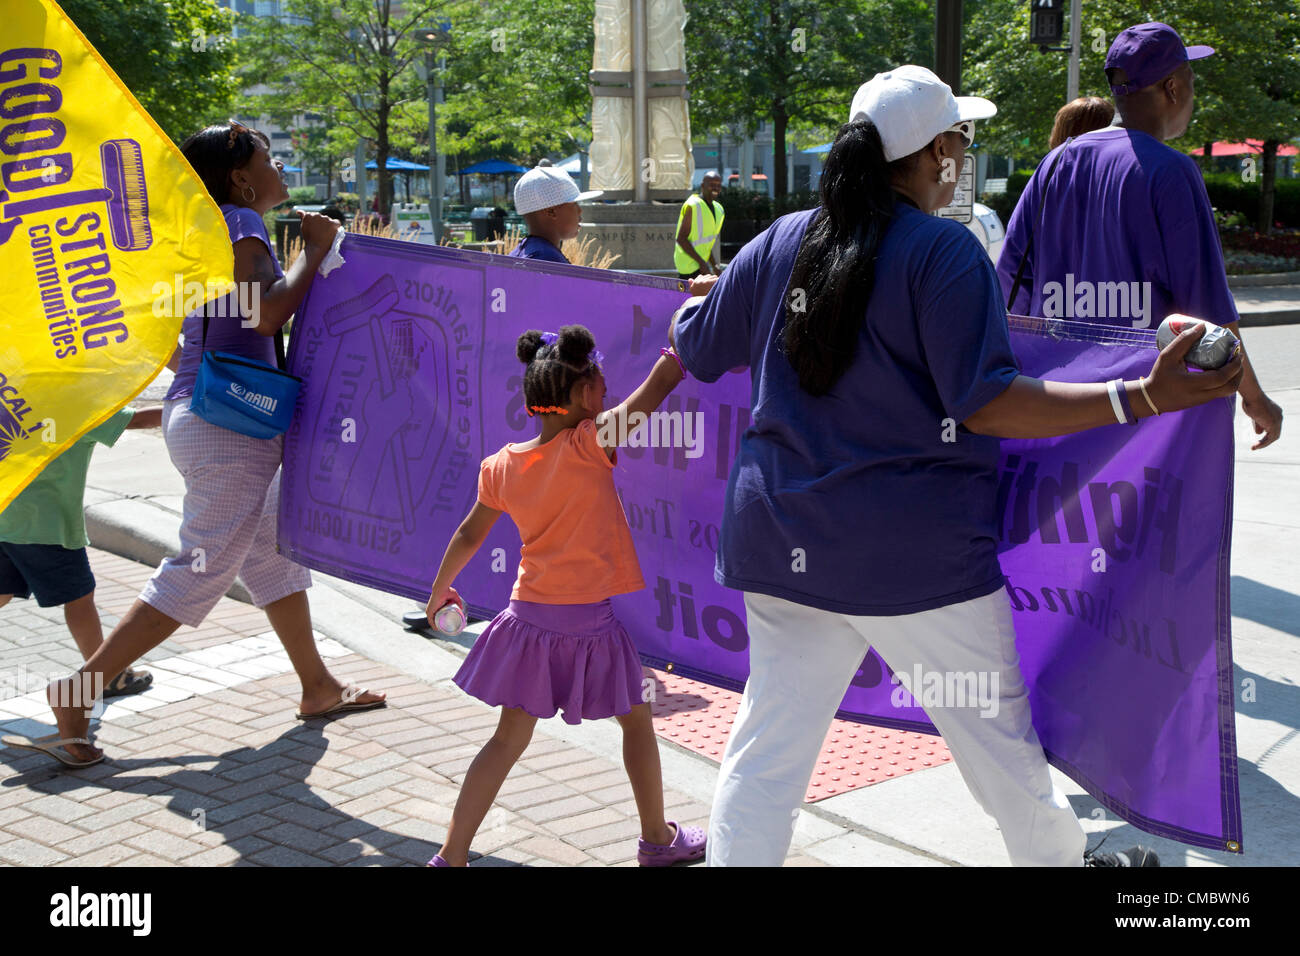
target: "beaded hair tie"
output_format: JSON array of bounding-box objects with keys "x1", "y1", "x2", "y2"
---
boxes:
[
  {"x1": 527, "y1": 405, "x2": 569, "y2": 417},
  {"x1": 538, "y1": 331, "x2": 604, "y2": 369},
  {"x1": 226, "y1": 120, "x2": 251, "y2": 149}
]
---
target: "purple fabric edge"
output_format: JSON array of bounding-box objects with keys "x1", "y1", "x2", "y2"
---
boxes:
[{"x1": 1215, "y1": 399, "x2": 1244, "y2": 849}]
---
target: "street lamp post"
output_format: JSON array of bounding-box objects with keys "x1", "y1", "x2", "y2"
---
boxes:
[
  {"x1": 418, "y1": 23, "x2": 450, "y2": 243},
  {"x1": 1066, "y1": 0, "x2": 1081, "y2": 103},
  {"x1": 423, "y1": 49, "x2": 445, "y2": 242}
]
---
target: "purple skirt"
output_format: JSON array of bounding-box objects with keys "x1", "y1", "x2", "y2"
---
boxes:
[{"x1": 453, "y1": 599, "x2": 644, "y2": 724}]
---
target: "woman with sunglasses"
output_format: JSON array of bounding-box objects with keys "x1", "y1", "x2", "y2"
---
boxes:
[{"x1": 671, "y1": 66, "x2": 1242, "y2": 866}]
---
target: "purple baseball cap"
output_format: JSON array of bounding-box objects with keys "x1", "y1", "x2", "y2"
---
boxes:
[{"x1": 1105, "y1": 22, "x2": 1214, "y2": 96}]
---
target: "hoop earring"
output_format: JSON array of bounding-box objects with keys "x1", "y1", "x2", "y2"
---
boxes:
[{"x1": 242, "y1": 184, "x2": 256, "y2": 202}]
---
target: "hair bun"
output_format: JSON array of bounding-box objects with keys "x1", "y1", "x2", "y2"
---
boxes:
[
  {"x1": 555, "y1": 324, "x2": 596, "y2": 366},
  {"x1": 516, "y1": 329, "x2": 544, "y2": 364}
]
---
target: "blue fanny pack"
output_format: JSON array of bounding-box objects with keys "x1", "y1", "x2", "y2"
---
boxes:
[{"x1": 189, "y1": 306, "x2": 302, "y2": 440}]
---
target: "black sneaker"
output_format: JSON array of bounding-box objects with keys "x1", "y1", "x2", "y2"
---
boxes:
[
  {"x1": 1084, "y1": 840, "x2": 1160, "y2": 867},
  {"x1": 402, "y1": 609, "x2": 432, "y2": 631}
]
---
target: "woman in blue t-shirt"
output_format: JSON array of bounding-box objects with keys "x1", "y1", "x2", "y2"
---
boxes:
[
  {"x1": 672, "y1": 66, "x2": 1242, "y2": 867},
  {"x1": 35, "y1": 124, "x2": 385, "y2": 768}
]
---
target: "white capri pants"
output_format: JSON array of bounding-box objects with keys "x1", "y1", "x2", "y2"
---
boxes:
[
  {"x1": 140, "y1": 400, "x2": 311, "y2": 628},
  {"x1": 708, "y1": 588, "x2": 1087, "y2": 867}
]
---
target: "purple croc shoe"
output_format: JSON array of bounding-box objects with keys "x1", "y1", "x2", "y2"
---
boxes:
[{"x1": 637, "y1": 821, "x2": 706, "y2": 866}]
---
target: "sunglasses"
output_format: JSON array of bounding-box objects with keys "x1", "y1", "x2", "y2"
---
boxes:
[{"x1": 946, "y1": 120, "x2": 974, "y2": 149}]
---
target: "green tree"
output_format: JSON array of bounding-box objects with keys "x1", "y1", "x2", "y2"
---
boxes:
[
  {"x1": 438, "y1": 0, "x2": 595, "y2": 163},
  {"x1": 964, "y1": 0, "x2": 1300, "y2": 232},
  {"x1": 1175, "y1": 0, "x2": 1300, "y2": 232},
  {"x1": 60, "y1": 0, "x2": 239, "y2": 143},
  {"x1": 239, "y1": 0, "x2": 456, "y2": 212},
  {"x1": 289, "y1": 120, "x2": 350, "y2": 197},
  {"x1": 686, "y1": 0, "x2": 932, "y2": 197}
]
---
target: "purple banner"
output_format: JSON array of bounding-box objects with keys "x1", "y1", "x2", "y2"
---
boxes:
[{"x1": 280, "y1": 235, "x2": 1241, "y2": 852}]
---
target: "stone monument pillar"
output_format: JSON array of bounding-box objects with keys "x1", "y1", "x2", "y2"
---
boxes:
[{"x1": 583, "y1": 0, "x2": 694, "y2": 271}]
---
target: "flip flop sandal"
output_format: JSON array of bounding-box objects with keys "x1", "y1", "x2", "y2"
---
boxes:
[
  {"x1": 1, "y1": 733, "x2": 105, "y2": 768},
  {"x1": 295, "y1": 686, "x2": 387, "y2": 721},
  {"x1": 637, "y1": 820, "x2": 707, "y2": 866},
  {"x1": 103, "y1": 668, "x2": 154, "y2": 699}
]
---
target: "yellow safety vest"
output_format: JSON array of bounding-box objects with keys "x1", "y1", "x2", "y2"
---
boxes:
[{"x1": 674, "y1": 193, "x2": 725, "y2": 273}]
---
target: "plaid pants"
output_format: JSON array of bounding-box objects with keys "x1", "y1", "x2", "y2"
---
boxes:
[{"x1": 140, "y1": 400, "x2": 310, "y2": 627}]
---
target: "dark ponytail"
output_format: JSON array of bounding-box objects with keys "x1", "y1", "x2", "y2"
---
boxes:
[
  {"x1": 783, "y1": 119, "x2": 908, "y2": 395},
  {"x1": 517, "y1": 324, "x2": 600, "y2": 414}
]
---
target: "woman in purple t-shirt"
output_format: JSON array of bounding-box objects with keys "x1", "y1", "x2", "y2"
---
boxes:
[
  {"x1": 39, "y1": 124, "x2": 385, "y2": 768},
  {"x1": 673, "y1": 67, "x2": 1244, "y2": 868}
]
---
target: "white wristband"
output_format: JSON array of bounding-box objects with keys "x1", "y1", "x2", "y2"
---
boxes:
[{"x1": 1105, "y1": 379, "x2": 1126, "y2": 425}]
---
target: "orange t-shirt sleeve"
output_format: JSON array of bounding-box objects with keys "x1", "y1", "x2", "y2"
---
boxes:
[
  {"x1": 477, "y1": 456, "x2": 505, "y2": 511},
  {"x1": 574, "y1": 418, "x2": 616, "y2": 469}
]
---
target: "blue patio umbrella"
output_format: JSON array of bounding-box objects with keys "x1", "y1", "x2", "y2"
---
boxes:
[
  {"x1": 365, "y1": 157, "x2": 431, "y2": 171},
  {"x1": 459, "y1": 159, "x2": 527, "y2": 175},
  {"x1": 458, "y1": 159, "x2": 529, "y2": 206},
  {"x1": 365, "y1": 157, "x2": 433, "y2": 201}
]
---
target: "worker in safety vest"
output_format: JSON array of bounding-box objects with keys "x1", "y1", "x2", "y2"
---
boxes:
[{"x1": 674, "y1": 170, "x2": 725, "y2": 280}]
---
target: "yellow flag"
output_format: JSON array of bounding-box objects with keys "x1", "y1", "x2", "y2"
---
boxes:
[{"x1": 0, "y1": 0, "x2": 233, "y2": 508}]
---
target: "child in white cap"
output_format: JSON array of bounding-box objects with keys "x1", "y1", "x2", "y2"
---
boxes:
[{"x1": 510, "y1": 160, "x2": 603, "y2": 263}]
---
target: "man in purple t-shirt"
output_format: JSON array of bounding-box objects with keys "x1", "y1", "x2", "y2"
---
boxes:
[{"x1": 998, "y1": 22, "x2": 1282, "y2": 449}]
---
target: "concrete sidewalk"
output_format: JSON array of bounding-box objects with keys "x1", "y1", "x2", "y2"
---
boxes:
[{"x1": 2, "y1": 328, "x2": 1299, "y2": 866}]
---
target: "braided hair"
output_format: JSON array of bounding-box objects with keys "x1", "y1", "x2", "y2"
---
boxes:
[{"x1": 516, "y1": 325, "x2": 600, "y2": 416}]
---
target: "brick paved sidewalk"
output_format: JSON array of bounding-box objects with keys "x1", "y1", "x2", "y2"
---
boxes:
[{"x1": 0, "y1": 550, "x2": 820, "y2": 867}]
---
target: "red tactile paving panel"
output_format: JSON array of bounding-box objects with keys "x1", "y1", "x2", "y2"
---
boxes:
[{"x1": 647, "y1": 669, "x2": 952, "y2": 803}]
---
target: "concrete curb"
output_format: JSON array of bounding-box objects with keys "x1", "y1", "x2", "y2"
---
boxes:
[
  {"x1": 1228, "y1": 271, "x2": 1300, "y2": 288},
  {"x1": 1237, "y1": 308, "x2": 1300, "y2": 328},
  {"x1": 84, "y1": 493, "x2": 253, "y2": 605}
]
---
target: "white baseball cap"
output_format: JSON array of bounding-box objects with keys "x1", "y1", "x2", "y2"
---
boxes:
[
  {"x1": 513, "y1": 165, "x2": 603, "y2": 215},
  {"x1": 849, "y1": 66, "x2": 996, "y2": 162}
]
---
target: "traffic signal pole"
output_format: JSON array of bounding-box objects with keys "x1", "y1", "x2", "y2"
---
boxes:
[
  {"x1": 1031, "y1": 0, "x2": 1082, "y2": 104},
  {"x1": 935, "y1": 0, "x2": 963, "y2": 93}
]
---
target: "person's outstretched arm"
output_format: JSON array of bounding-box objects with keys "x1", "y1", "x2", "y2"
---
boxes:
[
  {"x1": 964, "y1": 323, "x2": 1243, "y2": 438},
  {"x1": 237, "y1": 211, "x2": 341, "y2": 335},
  {"x1": 426, "y1": 502, "x2": 502, "y2": 623},
  {"x1": 593, "y1": 353, "x2": 686, "y2": 459},
  {"x1": 1156, "y1": 160, "x2": 1281, "y2": 449},
  {"x1": 127, "y1": 407, "x2": 162, "y2": 429}
]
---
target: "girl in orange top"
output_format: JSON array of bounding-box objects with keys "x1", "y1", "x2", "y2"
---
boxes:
[{"x1": 424, "y1": 323, "x2": 705, "y2": 867}]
